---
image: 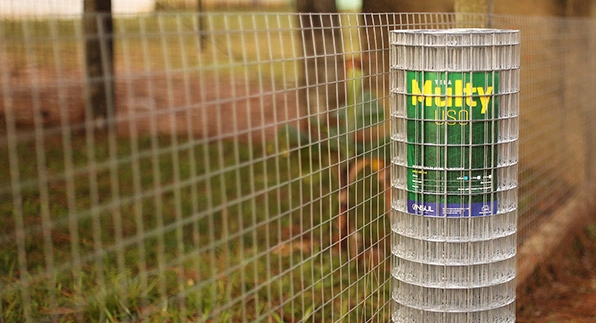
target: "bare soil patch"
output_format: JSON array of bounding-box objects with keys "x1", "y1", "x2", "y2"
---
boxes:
[
  {"x1": 1, "y1": 70, "x2": 300, "y2": 142},
  {"x1": 517, "y1": 213, "x2": 596, "y2": 322}
]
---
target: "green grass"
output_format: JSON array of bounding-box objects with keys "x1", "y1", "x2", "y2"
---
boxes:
[
  {"x1": 1, "y1": 13, "x2": 305, "y2": 88},
  {"x1": 0, "y1": 132, "x2": 391, "y2": 322},
  {"x1": 1, "y1": 12, "x2": 364, "y2": 90}
]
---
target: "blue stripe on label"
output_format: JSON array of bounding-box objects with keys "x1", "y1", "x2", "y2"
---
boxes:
[{"x1": 407, "y1": 200, "x2": 498, "y2": 217}]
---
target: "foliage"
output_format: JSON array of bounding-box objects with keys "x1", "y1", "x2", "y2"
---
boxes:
[{"x1": 278, "y1": 62, "x2": 389, "y2": 162}]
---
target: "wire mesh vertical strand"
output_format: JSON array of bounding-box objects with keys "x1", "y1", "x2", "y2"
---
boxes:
[{"x1": 389, "y1": 29, "x2": 520, "y2": 322}]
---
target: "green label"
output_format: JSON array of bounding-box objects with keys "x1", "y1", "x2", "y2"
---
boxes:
[{"x1": 405, "y1": 71, "x2": 498, "y2": 217}]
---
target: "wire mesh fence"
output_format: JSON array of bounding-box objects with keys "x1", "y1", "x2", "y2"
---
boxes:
[{"x1": 0, "y1": 11, "x2": 595, "y2": 322}]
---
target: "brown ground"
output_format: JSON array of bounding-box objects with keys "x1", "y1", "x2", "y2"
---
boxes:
[
  {"x1": 516, "y1": 214, "x2": 596, "y2": 322},
  {"x1": 2, "y1": 70, "x2": 300, "y2": 142}
]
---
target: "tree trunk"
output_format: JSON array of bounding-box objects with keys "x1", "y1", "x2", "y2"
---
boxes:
[
  {"x1": 83, "y1": 0, "x2": 114, "y2": 129},
  {"x1": 360, "y1": 0, "x2": 454, "y2": 93},
  {"x1": 197, "y1": 0, "x2": 206, "y2": 51},
  {"x1": 296, "y1": 0, "x2": 345, "y2": 122}
]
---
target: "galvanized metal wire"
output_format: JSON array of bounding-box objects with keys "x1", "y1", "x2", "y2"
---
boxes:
[{"x1": 0, "y1": 11, "x2": 595, "y2": 322}]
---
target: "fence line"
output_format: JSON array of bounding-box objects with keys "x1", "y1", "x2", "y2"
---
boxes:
[{"x1": 1, "y1": 12, "x2": 595, "y2": 322}]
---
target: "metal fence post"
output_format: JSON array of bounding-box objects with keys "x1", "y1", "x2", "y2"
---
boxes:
[{"x1": 389, "y1": 29, "x2": 520, "y2": 321}]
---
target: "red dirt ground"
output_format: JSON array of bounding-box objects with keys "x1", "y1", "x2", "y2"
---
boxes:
[
  {"x1": 2, "y1": 70, "x2": 300, "y2": 142},
  {"x1": 516, "y1": 214, "x2": 596, "y2": 322}
]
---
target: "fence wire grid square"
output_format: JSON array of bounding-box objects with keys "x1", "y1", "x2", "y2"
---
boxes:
[{"x1": 0, "y1": 11, "x2": 595, "y2": 322}]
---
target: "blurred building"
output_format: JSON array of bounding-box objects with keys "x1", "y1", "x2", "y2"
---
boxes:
[{"x1": 0, "y1": 0, "x2": 156, "y2": 16}]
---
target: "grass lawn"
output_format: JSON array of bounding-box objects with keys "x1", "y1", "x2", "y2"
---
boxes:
[{"x1": 0, "y1": 131, "x2": 390, "y2": 322}]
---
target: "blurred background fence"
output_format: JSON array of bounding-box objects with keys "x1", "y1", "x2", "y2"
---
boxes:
[{"x1": 1, "y1": 5, "x2": 595, "y2": 322}]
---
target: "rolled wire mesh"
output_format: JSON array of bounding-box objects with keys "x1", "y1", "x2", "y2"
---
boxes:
[
  {"x1": 0, "y1": 11, "x2": 594, "y2": 323},
  {"x1": 389, "y1": 29, "x2": 520, "y2": 321}
]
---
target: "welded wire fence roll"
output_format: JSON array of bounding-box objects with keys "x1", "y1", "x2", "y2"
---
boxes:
[{"x1": 389, "y1": 29, "x2": 520, "y2": 322}]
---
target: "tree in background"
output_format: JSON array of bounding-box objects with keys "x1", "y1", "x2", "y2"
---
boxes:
[
  {"x1": 359, "y1": 0, "x2": 453, "y2": 94},
  {"x1": 357, "y1": 0, "x2": 591, "y2": 97},
  {"x1": 83, "y1": 0, "x2": 114, "y2": 129},
  {"x1": 296, "y1": 0, "x2": 345, "y2": 127}
]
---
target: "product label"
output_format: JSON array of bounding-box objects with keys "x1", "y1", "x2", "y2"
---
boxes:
[{"x1": 406, "y1": 71, "x2": 499, "y2": 216}]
